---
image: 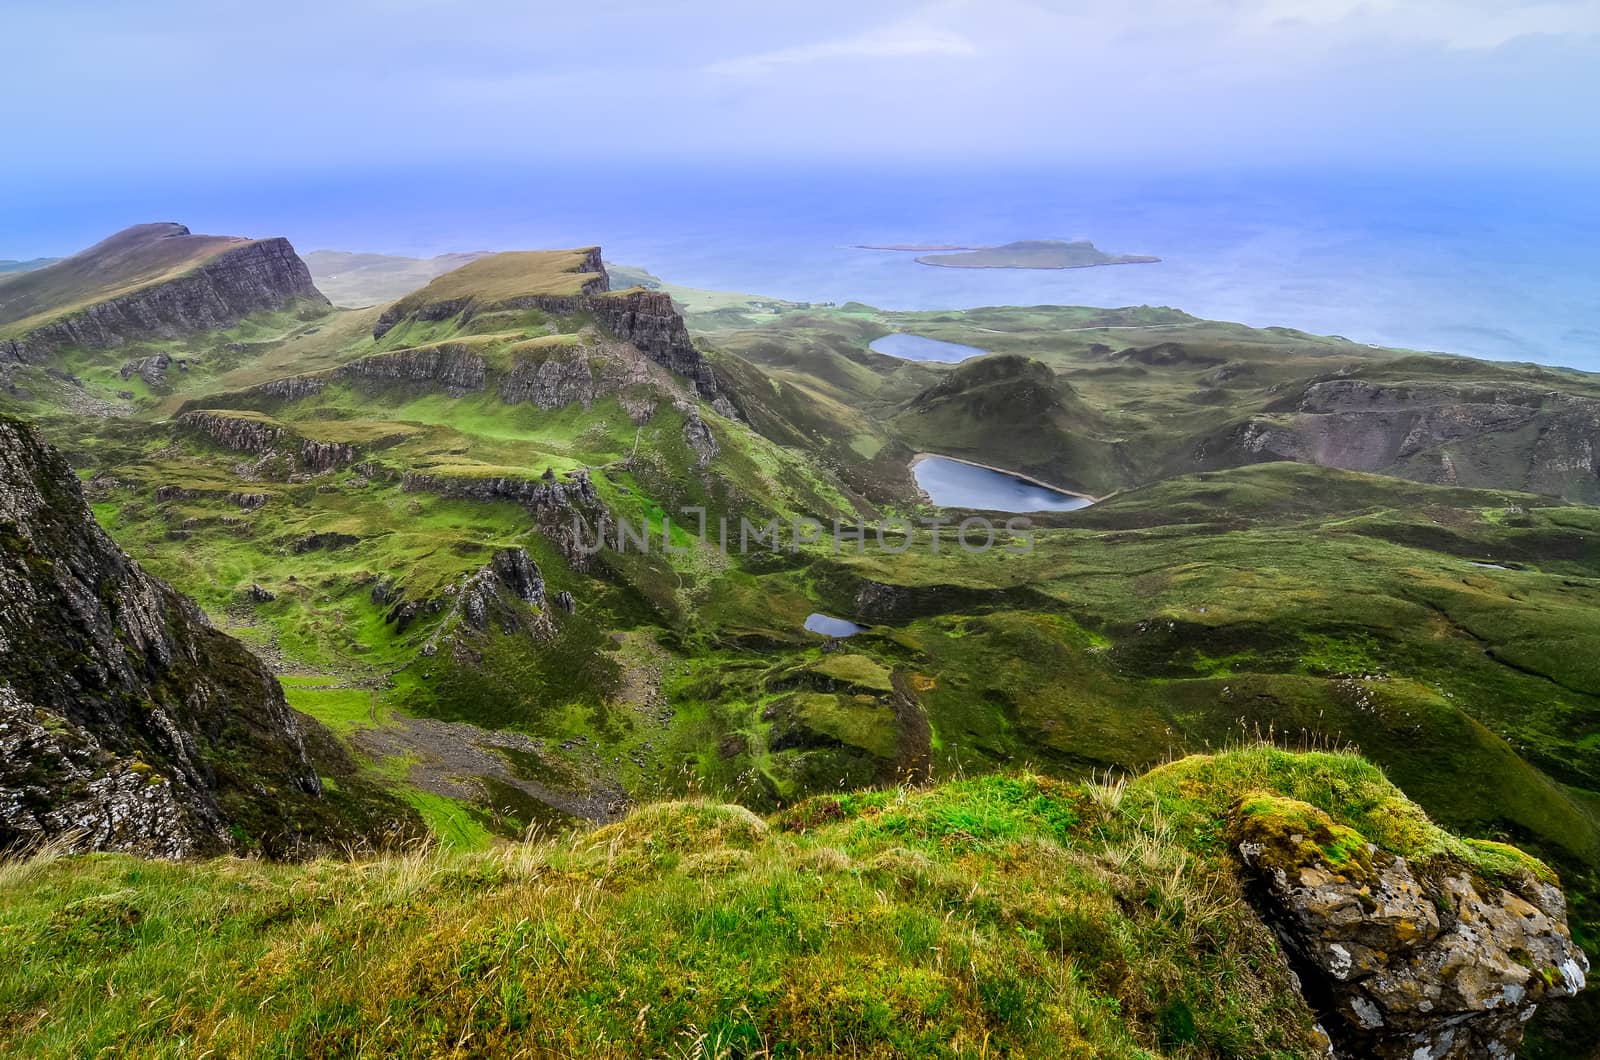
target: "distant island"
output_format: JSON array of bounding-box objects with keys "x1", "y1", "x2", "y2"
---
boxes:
[
  {"x1": 916, "y1": 239, "x2": 1160, "y2": 270},
  {"x1": 853, "y1": 239, "x2": 1159, "y2": 270}
]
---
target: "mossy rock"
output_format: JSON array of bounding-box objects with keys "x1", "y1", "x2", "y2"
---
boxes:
[{"x1": 1227, "y1": 790, "x2": 1377, "y2": 881}]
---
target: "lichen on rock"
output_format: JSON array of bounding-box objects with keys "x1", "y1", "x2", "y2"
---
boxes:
[{"x1": 1229, "y1": 792, "x2": 1588, "y2": 1058}]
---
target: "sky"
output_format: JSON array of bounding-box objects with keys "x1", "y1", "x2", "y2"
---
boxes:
[{"x1": 3, "y1": 0, "x2": 1598, "y2": 187}]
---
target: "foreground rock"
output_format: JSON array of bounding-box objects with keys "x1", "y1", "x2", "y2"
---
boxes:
[
  {"x1": 1230, "y1": 792, "x2": 1588, "y2": 1058},
  {"x1": 0, "y1": 413, "x2": 411, "y2": 857}
]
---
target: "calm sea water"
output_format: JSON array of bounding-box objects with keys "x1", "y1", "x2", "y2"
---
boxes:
[{"x1": 6, "y1": 165, "x2": 1598, "y2": 371}]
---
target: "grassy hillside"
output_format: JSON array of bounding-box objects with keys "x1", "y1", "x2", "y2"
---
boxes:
[
  {"x1": 0, "y1": 747, "x2": 1552, "y2": 1059},
  {"x1": 697, "y1": 301, "x2": 1600, "y2": 504},
  {"x1": 0, "y1": 223, "x2": 259, "y2": 335},
  {"x1": 0, "y1": 257, "x2": 59, "y2": 274}
]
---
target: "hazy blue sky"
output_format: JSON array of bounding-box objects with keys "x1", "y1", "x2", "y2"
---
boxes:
[{"x1": 4, "y1": 0, "x2": 1598, "y2": 183}]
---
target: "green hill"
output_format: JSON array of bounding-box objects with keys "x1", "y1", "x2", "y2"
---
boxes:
[
  {"x1": 0, "y1": 223, "x2": 280, "y2": 334},
  {"x1": 0, "y1": 748, "x2": 1580, "y2": 1059}
]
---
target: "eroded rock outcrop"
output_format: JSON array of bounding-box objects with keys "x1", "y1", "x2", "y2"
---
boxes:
[
  {"x1": 342, "y1": 343, "x2": 488, "y2": 395},
  {"x1": 374, "y1": 547, "x2": 553, "y2": 657},
  {"x1": 0, "y1": 414, "x2": 340, "y2": 857},
  {"x1": 401, "y1": 467, "x2": 606, "y2": 569},
  {"x1": 497, "y1": 338, "x2": 663, "y2": 418},
  {"x1": 1207, "y1": 373, "x2": 1600, "y2": 503},
  {"x1": 177, "y1": 410, "x2": 358, "y2": 476},
  {"x1": 1230, "y1": 792, "x2": 1588, "y2": 1058},
  {"x1": 369, "y1": 250, "x2": 724, "y2": 404}
]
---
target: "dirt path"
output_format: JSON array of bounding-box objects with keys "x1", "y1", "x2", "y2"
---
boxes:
[{"x1": 356, "y1": 715, "x2": 630, "y2": 825}]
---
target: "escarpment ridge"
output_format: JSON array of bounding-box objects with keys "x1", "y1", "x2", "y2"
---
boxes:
[{"x1": 0, "y1": 223, "x2": 327, "y2": 363}]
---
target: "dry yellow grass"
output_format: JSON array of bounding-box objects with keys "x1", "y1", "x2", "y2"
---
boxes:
[
  {"x1": 384, "y1": 248, "x2": 604, "y2": 314},
  {"x1": 0, "y1": 225, "x2": 260, "y2": 335}
]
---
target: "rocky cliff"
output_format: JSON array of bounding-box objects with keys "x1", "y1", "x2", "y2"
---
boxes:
[
  {"x1": 183, "y1": 336, "x2": 722, "y2": 471},
  {"x1": 0, "y1": 414, "x2": 407, "y2": 857},
  {"x1": 1, "y1": 224, "x2": 328, "y2": 364},
  {"x1": 1231, "y1": 792, "x2": 1588, "y2": 1058},
  {"x1": 177, "y1": 410, "x2": 358, "y2": 475},
  {"x1": 369, "y1": 249, "x2": 725, "y2": 405},
  {"x1": 400, "y1": 467, "x2": 607, "y2": 569},
  {"x1": 1198, "y1": 370, "x2": 1600, "y2": 503}
]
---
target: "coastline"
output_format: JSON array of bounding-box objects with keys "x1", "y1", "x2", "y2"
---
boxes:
[
  {"x1": 910, "y1": 452, "x2": 1100, "y2": 504},
  {"x1": 914, "y1": 256, "x2": 1161, "y2": 271}
]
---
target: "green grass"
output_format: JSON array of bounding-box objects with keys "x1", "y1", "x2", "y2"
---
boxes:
[
  {"x1": 400, "y1": 790, "x2": 496, "y2": 851},
  {"x1": 808, "y1": 653, "x2": 894, "y2": 692},
  {"x1": 5, "y1": 751, "x2": 1444, "y2": 1058},
  {"x1": 280, "y1": 683, "x2": 381, "y2": 734}
]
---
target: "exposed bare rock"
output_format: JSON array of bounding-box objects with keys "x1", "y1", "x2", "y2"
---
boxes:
[
  {"x1": 497, "y1": 338, "x2": 667, "y2": 418},
  {"x1": 588, "y1": 288, "x2": 722, "y2": 403},
  {"x1": 120, "y1": 353, "x2": 182, "y2": 388},
  {"x1": 178, "y1": 410, "x2": 357, "y2": 475},
  {"x1": 401, "y1": 467, "x2": 605, "y2": 569},
  {"x1": 1204, "y1": 375, "x2": 1600, "y2": 502},
  {"x1": 259, "y1": 375, "x2": 327, "y2": 402},
  {"x1": 292, "y1": 531, "x2": 360, "y2": 553},
  {"x1": 369, "y1": 250, "x2": 724, "y2": 404},
  {"x1": 395, "y1": 548, "x2": 554, "y2": 658},
  {"x1": 2, "y1": 228, "x2": 328, "y2": 364},
  {"x1": 0, "y1": 686, "x2": 204, "y2": 857},
  {"x1": 0, "y1": 414, "x2": 358, "y2": 858},
  {"x1": 341, "y1": 343, "x2": 488, "y2": 395},
  {"x1": 1230, "y1": 793, "x2": 1588, "y2": 1059},
  {"x1": 680, "y1": 401, "x2": 720, "y2": 467}
]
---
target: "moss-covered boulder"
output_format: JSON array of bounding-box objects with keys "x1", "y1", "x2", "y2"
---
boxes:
[{"x1": 1229, "y1": 791, "x2": 1587, "y2": 1058}]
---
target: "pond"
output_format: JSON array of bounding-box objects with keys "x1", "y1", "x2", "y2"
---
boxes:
[
  {"x1": 913, "y1": 455, "x2": 1092, "y2": 512},
  {"x1": 804, "y1": 613, "x2": 864, "y2": 637},
  {"x1": 869, "y1": 332, "x2": 988, "y2": 363}
]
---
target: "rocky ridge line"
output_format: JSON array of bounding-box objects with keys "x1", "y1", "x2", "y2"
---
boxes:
[{"x1": 2, "y1": 235, "x2": 328, "y2": 364}]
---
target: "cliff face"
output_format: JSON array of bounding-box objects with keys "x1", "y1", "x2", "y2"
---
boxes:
[
  {"x1": 0, "y1": 414, "x2": 379, "y2": 857},
  {"x1": 587, "y1": 289, "x2": 722, "y2": 403},
  {"x1": 1199, "y1": 377, "x2": 1600, "y2": 502},
  {"x1": 369, "y1": 251, "x2": 725, "y2": 405},
  {"x1": 400, "y1": 467, "x2": 606, "y2": 569},
  {"x1": 342, "y1": 343, "x2": 488, "y2": 395},
  {"x1": 177, "y1": 411, "x2": 358, "y2": 475},
  {"x1": 1, "y1": 230, "x2": 328, "y2": 364}
]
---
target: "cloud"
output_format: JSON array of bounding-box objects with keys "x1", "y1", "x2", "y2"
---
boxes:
[
  {"x1": 1241, "y1": 0, "x2": 1600, "y2": 50},
  {"x1": 706, "y1": 24, "x2": 977, "y2": 75}
]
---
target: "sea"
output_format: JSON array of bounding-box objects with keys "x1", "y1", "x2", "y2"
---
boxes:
[{"x1": 5, "y1": 165, "x2": 1598, "y2": 372}]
